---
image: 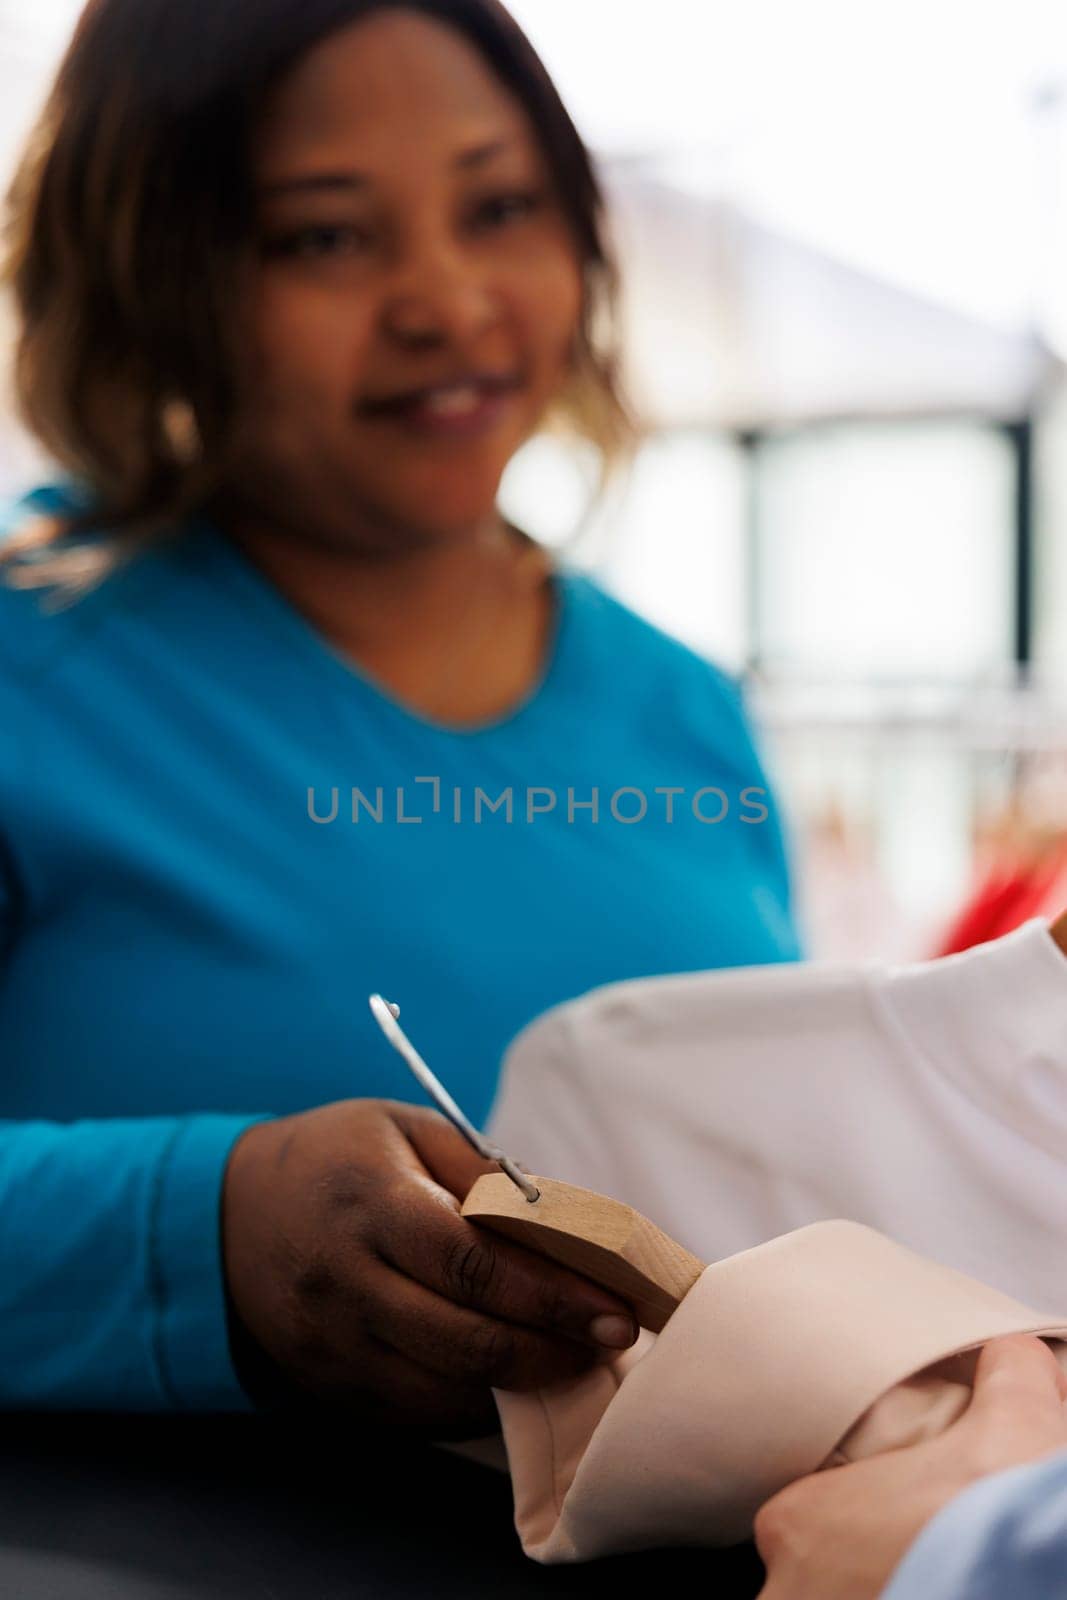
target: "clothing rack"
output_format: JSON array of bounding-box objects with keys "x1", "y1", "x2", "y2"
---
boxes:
[{"x1": 750, "y1": 681, "x2": 1067, "y2": 755}]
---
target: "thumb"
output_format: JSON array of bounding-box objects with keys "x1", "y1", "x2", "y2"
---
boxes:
[
  {"x1": 386, "y1": 1101, "x2": 502, "y2": 1201},
  {"x1": 964, "y1": 1335, "x2": 1067, "y2": 1423}
]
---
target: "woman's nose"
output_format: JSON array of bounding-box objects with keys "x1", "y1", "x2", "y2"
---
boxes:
[{"x1": 381, "y1": 243, "x2": 501, "y2": 349}]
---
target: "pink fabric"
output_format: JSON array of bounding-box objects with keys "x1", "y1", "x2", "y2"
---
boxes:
[{"x1": 492, "y1": 1221, "x2": 1067, "y2": 1562}]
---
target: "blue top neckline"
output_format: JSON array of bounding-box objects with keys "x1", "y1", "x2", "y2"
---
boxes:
[{"x1": 188, "y1": 511, "x2": 580, "y2": 742}]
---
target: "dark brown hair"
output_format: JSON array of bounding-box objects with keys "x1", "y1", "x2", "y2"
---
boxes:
[{"x1": 1, "y1": 0, "x2": 635, "y2": 592}]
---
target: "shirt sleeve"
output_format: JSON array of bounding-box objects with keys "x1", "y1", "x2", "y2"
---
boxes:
[
  {"x1": 0, "y1": 530, "x2": 277, "y2": 1411},
  {"x1": 0, "y1": 840, "x2": 267, "y2": 1411},
  {"x1": 881, "y1": 1449, "x2": 1067, "y2": 1600},
  {"x1": 0, "y1": 1109, "x2": 272, "y2": 1410}
]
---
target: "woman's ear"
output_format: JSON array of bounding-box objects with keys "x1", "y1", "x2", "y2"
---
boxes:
[{"x1": 1051, "y1": 910, "x2": 1067, "y2": 958}]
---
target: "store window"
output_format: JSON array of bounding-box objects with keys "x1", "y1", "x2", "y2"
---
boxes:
[{"x1": 752, "y1": 420, "x2": 1016, "y2": 682}]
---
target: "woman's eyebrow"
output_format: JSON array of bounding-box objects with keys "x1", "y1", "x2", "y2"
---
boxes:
[{"x1": 258, "y1": 136, "x2": 522, "y2": 197}]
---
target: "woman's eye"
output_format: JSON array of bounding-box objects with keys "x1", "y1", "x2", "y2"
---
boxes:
[
  {"x1": 261, "y1": 223, "x2": 374, "y2": 260},
  {"x1": 471, "y1": 191, "x2": 545, "y2": 231}
]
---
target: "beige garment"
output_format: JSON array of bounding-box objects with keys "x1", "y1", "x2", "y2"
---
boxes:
[{"x1": 491, "y1": 1220, "x2": 1067, "y2": 1563}]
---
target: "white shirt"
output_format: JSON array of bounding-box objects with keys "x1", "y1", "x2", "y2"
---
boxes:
[{"x1": 486, "y1": 919, "x2": 1067, "y2": 1312}]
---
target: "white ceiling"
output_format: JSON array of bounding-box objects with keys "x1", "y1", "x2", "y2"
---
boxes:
[{"x1": 506, "y1": 0, "x2": 1067, "y2": 342}]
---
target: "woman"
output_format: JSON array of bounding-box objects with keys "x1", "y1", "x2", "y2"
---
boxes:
[{"x1": 0, "y1": 0, "x2": 799, "y2": 1429}]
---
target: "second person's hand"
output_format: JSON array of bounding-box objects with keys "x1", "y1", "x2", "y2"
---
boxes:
[{"x1": 753, "y1": 1333, "x2": 1067, "y2": 1600}]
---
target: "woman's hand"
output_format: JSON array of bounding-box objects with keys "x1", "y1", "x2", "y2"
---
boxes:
[
  {"x1": 221, "y1": 1098, "x2": 638, "y2": 1436},
  {"x1": 753, "y1": 1334, "x2": 1067, "y2": 1600}
]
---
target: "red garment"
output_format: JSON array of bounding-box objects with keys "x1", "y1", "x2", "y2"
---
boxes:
[{"x1": 935, "y1": 841, "x2": 1067, "y2": 956}]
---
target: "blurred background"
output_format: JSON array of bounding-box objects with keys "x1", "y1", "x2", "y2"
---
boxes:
[{"x1": 2, "y1": 0, "x2": 1067, "y2": 960}]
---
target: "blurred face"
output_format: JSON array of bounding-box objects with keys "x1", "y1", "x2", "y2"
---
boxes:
[{"x1": 231, "y1": 8, "x2": 585, "y2": 552}]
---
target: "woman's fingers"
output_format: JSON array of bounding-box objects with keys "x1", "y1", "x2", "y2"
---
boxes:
[
  {"x1": 223, "y1": 1098, "x2": 636, "y2": 1427},
  {"x1": 362, "y1": 1260, "x2": 606, "y2": 1389},
  {"x1": 373, "y1": 1101, "x2": 638, "y2": 1354},
  {"x1": 372, "y1": 1166, "x2": 638, "y2": 1358}
]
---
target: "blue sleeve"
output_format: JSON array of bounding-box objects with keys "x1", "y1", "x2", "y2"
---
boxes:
[
  {"x1": 0, "y1": 645, "x2": 271, "y2": 1411},
  {"x1": 0, "y1": 1111, "x2": 270, "y2": 1410},
  {"x1": 881, "y1": 1450, "x2": 1067, "y2": 1600}
]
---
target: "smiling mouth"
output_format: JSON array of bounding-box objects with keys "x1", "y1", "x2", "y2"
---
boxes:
[
  {"x1": 355, "y1": 372, "x2": 528, "y2": 441},
  {"x1": 358, "y1": 371, "x2": 525, "y2": 421}
]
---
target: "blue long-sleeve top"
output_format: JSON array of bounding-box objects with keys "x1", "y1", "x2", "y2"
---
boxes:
[
  {"x1": 882, "y1": 1448, "x2": 1067, "y2": 1599},
  {"x1": 0, "y1": 481, "x2": 799, "y2": 1411}
]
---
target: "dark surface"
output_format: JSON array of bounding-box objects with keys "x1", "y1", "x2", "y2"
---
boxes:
[{"x1": 0, "y1": 1417, "x2": 766, "y2": 1598}]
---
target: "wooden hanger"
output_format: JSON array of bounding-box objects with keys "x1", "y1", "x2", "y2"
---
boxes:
[{"x1": 462, "y1": 1174, "x2": 706, "y2": 1332}]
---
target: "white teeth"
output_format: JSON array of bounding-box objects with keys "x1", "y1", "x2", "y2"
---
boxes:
[{"x1": 419, "y1": 384, "x2": 483, "y2": 416}]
